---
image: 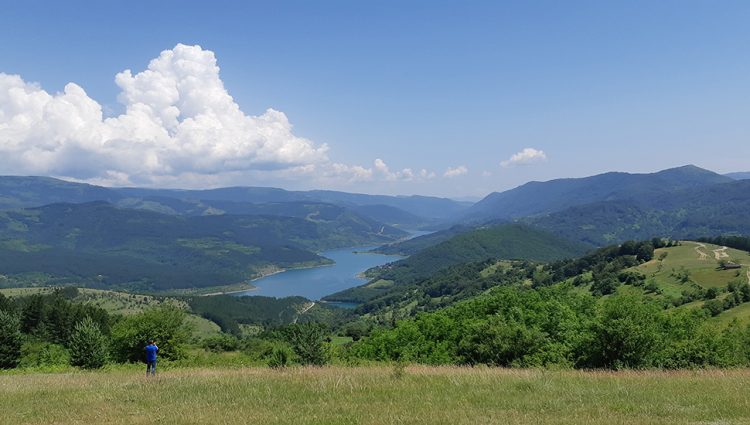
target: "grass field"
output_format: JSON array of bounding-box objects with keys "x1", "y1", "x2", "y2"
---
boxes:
[{"x1": 2, "y1": 366, "x2": 750, "y2": 424}]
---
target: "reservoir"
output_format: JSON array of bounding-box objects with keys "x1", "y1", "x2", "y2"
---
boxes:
[{"x1": 233, "y1": 245, "x2": 404, "y2": 300}]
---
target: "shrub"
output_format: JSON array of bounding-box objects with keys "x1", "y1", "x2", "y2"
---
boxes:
[
  {"x1": 284, "y1": 323, "x2": 329, "y2": 366},
  {"x1": 267, "y1": 346, "x2": 293, "y2": 368},
  {"x1": 110, "y1": 306, "x2": 192, "y2": 363},
  {"x1": 69, "y1": 317, "x2": 108, "y2": 369},
  {"x1": 0, "y1": 310, "x2": 23, "y2": 369},
  {"x1": 201, "y1": 334, "x2": 240, "y2": 352},
  {"x1": 19, "y1": 342, "x2": 71, "y2": 368}
]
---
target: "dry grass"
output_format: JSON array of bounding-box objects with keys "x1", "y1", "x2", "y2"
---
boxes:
[{"x1": 3, "y1": 366, "x2": 750, "y2": 424}]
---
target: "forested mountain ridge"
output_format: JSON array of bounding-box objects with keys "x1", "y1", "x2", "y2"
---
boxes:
[
  {"x1": 0, "y1": 176, "x2": 470, "y2": 228},
  {"x1": 525, "y1": 179, "x2": 750, "y2": 246},
  {"x1": 0, "y1": 202, "x2": 405, "y2": 291},
  {"x1": 324, "y1": 223, "x2": 587, "y2": 305},
  {"x1": 460, "y1": 165, "x2": 732, "y2": 223}
]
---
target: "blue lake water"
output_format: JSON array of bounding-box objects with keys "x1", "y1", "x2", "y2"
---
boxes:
[{"x1": 232, "y1": 246, "x2": 404, "y2": 301}]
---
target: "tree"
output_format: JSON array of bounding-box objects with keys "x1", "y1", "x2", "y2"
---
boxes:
[
  {"x1": 110, "y1": 306, "x2": 191, "y2": 363},
  {"x1": 69, "y1": 317, "x2": 108, "y2": 369},
  {"x1": 636, "y1": 242, "x2": 655, "y2": 262},
  {"x1": 21, "y1": 294, "x2": 46, "y2": 336},
  {"x1": 0, "y1": 293, "x2": 13, "y2": 313},
  {"x1": 0, "y1": 310, "x2": 23, "y2": 369},
  {"x1": 583, "y1": 294, "x2": 664, "y2": 369},
  {"x1": 284, "y1": 323, "x2": 329, "y2": 366}
]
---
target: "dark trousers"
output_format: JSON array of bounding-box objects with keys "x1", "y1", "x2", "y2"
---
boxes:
[{"x1": 146, "y1": 360, "x2": 157, "y2": 375}]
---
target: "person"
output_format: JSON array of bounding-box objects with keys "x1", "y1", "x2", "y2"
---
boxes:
[{"x1": 145, "y1": 340, "x2": 159, "y2": 376}]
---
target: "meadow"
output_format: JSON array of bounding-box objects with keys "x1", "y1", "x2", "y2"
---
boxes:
[{"x1": 2, "y1": 366, "x2": 750, "y2": 424}]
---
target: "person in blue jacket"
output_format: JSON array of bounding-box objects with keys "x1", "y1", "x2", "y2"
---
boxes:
[{"x1": 145, "y1": 340, "x2": 159, "y2": 376}]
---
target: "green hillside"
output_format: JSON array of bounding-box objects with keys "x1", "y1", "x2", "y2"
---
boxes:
[
  {"x1": 461, "y1": 165, "x2": 732, "y2": 223},
  {"x1": 0, "y1": 202, "x2": 405, "y2": 291},
  {"x1": 324, "y1": 223, "x2": 587, "y2": 306},
  {"x1": 525, "y1": 180, "x2": 750, "y2": 246}
]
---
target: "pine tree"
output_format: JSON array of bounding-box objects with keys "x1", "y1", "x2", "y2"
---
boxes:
[
  {"x1": 0, "y1": 310, "x2": 22, "y2": 369},
  {"x1": 69, "y1": 317, "x2": 108, "y2": 369}
]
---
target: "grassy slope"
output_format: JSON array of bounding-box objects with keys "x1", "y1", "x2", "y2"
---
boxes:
[
  {"x1": 2, "y1": 366, "x2": 750, "y2": 424},
  {"x1": 631, "y1": 241, "x2": 750, "y2": 323}
]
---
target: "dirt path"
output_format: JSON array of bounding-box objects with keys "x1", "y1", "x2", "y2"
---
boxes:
[
  {"x1": 713, "y1": 246, "x2": 730, "y2": 261},
  {"x1": 293, "y1": 301, "x2": 316, "y2": 324},
  {"x1": 691, "y1": 242, "x2": 708, "y2": 260}
]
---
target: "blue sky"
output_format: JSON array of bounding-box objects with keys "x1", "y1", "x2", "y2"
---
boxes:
[{"x1": 0, "y1": 1, "x2": 748, "y2": 198}]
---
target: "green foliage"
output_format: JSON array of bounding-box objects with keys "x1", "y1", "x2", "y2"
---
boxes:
[
  {"x1": 0, "y1": 310, "x2": 22, "y2": 369},
  {"x1": 283, "y1": 323, "x2": 329, "y2": 366},
  {"x1": 13, "y1": 291, "x2": 110, "y2": 345},
  {"x1": 188, "y1": 295, "x2": 319, "y2": 331},
  {"x1": 0, "y1": 200, "x2": 410, "y2": 290},
  {"x1": 350, "y1": 284, "x2": 750, "y2": 370},
  {"x1": 201, "y1": 334, "x2": 240, "y2": 353},
  {"x1": 267, "y1": 346, "x2": 293, "y2": 368},
  {"x1": 18, "y1": 342, "x2": 70, "y2": 368},
  {"x1": 110, "y1": 306, "x2": 192, "y2": 362},
  {"x1": 582, "y1": 294, "x2": 665, "y2": 369},
  {"x1": 69, "y1": 317, "x2": 108, "y2": 369}
]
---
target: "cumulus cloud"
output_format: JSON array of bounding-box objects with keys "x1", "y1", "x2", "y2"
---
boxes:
[
  {"x1": 0, "y1": 44, "x2": 332, "y2": 186},
  {"x1": 500, "y1": 148, "x2": 547, "y2": 167},
  {"x1": 443, "y1": 165, "x2": 468, "y2": 178},
  {"x1": 372, "y1": 158, "x2": 418, "y2": 181}
]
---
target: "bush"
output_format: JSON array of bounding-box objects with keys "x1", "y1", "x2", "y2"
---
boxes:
[
  {"x1": 267, "y1": 346, "x2": 293, "y2": 368},
  {"x1": 284, "y1": 323, "x2": 329, "y2": 366},
  {"x1": 0, "y1": 310, "x2": 23, "y2": 369},
  {"x1": 19, "y1": 342, "x2": 71, "y2": 368},
  {"x1": 581, "y1": 294, "x2": 664, "y2": 369},
  {"x1": 201, "y1": 334, "x2": 240, "y2": 352},
  {"x1": 110, "y1": 306, "x2": 192, "y2": 363},
  {"x1": 69, "y1": 317, "x2": 108, "y2": 369}
]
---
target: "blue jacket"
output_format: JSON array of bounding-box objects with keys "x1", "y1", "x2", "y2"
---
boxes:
[{"x1": 145, "y1": 344, "x2": 158, "y2": 362}]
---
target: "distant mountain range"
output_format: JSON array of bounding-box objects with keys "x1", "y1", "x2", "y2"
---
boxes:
[
  {"x1": 725, "y1": 172, "x2": 750, "y2": 180},
  {"x1": 2, "y1": 164, "x2": 750, "y2": 292},
  {"x1": 445, "y1": 165, "x2": 750, "y2": 247},
  {"x1": 0, "y1": 176, "x2": 469, "y2": 228}
]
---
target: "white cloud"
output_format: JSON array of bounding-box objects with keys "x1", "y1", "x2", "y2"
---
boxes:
[
  {"x1": 373, "y1": 158, "x2": 417, "y2": 181},
  {"x1": 500, "y1": 148, "x2": 547, "y2": 167},
  {"x1": 444, "y1": 165, "x2": 468, "y2": 178},
  {"x1": 420, "y1": 169, "x2": 436, "y2": 179},
  {"x1": 482, "y1": 170, "x2": 492, "y2": 177},
  {"x1": 0, "y1": 44, "x2": 333, "y2": 187}
]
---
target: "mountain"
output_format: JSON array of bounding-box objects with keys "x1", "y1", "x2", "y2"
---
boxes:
[
  {"x1": 525, "y1": 179, "x2": 750, "y2": 246},
  {"x1": 0, "y1": 176, "x2": 471, "y2": 227},
  {"x1": 0, "y1": 176, "x2": 122, "y2": 210},
  {"x1": 372, "y1": 225, "x2": 473, "y2": 255},
  {"x1": 114, "y1": 186, "x2": 471, "y2": 220},
  {"x1": 461, "y1": 165, "x2": 732, "y2": 224},
  {"x1": 726, "y1": 172, "x2": 750, "y2": 180},
  {"x1": 324, "y1": 223, "x2": 587, "y2": 304},
  {"x1": 0, "y1": 202, "x2": 406, "y2": 291}
]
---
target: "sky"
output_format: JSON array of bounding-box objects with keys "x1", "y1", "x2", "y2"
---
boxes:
[{"x1": 0, "y1": 1, "x2": 748, "y2": 199}]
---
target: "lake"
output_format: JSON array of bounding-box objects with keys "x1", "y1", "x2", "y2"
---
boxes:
[{"x1": 232, "y1": 245, "x2": 404, "y2": 301}]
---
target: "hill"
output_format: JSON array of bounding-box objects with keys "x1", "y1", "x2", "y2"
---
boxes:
[
  {"x1": 461, "y1": 165, "x2": 732, "y2": 224},
  {"x1": 0, "y1": 176, "x2": 121, "y2": 210},
  {"x1": 324, "y1": 223, "x2": 587, "y2": 305},
  {"x1": 372, "y1": 225, "x2": 473, "y2": 255},
  {"x1": 726, "y1": 172, "x2": 750, "y2": 180},
  {"x1": 0, "y1": 176, "x2": 471, "y2": 228},
  {"x1": 0, "y1": 202, "x2": 405, "y2": 291},
  {"x1": 525, "y1": 179, "x2": 750, "y2": 246}
]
